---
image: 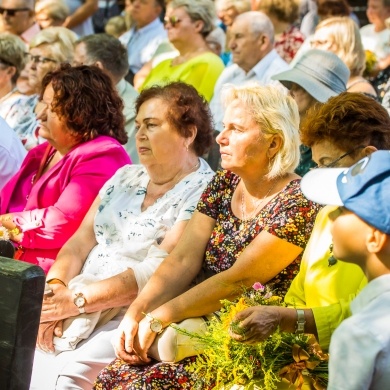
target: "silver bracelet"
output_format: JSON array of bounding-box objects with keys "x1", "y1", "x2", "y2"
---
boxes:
[{"x1": 295, "y1": 309, "x2": 306, "y2": 334}]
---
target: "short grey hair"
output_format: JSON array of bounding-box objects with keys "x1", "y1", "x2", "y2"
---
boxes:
[
  {"x1": 76, "y1": 33, "x2": 129, "y2": 80},
  {"x1": 235, "y1": 11, "x2": 275, "y2": 44},
  {"x1": 169, "y1": 0, "x2": 216, "y2": 37},
  {"x1": 221, "y1": 83, "x2": 300, "y2": 179}
]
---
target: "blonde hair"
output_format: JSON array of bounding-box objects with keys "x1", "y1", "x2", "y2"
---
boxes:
[
  {"x1": 221, "y1": 84, "x2": 300, "y2": 179},
  {"x1": 105, "y1": 15, "x2": 128, "y2": 38},
  {"x1": 29, "y1": 26, "x2": 77, "y2": 63},
  {"x1": 35, "y1": 0, "x2": 70, "y2": 22},
  {"x1": 314, "y1": 17, "x2": 366, "y2": 77},
  {"x1": 258, "y1": 0, "x2": 300, "y2": 24}
]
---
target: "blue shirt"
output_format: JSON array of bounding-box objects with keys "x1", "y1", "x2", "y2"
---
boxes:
[
  {"x1": 328, "y1": 274, "x2": 390, "y2": 390},
  {"x1": 119, "y1": 18, "x2": 167, "y2": 74}
]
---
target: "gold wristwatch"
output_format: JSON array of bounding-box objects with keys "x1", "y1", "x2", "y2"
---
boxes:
[
  {"x1": 147, "y1": 313, "x2": 164, "y2": 334},
  {"x1": 74, "y1": 292, "x2": 87, "y2": 314}
]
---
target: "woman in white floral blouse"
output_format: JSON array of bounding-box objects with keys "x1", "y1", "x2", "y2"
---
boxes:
[{"x1": 30, "y1": 82, "x2": 215, "y2": 389}]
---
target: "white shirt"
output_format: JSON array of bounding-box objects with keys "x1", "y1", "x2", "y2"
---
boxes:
[
  {"x1": 209, "y1": 49, "x2": 288, "y2": 131},
  {"x1": 0, "y1": 117, "x2": 26, "y2": 190},
  {"x1": 119, "y1": 18, "x2": 167, "y2": 74},
  {"x1": 360, "y1": 24, "x2": 390, "y2": 61},
  {"x1": 328, "y1": 274, "x2": 390, "y2": 390},
  {"x1": 81, "y1": 160, "x2": 214, "y2": 290},
  {"x1": 116, "y1": 79, "x2": 139, "y2": 164}
]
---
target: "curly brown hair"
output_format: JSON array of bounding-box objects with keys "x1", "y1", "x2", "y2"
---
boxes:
[
  {"x1": 135, "y1": 82, "x2": 214, "y2": 156},
  {"x1": 301, "y1": 92, "x2": 390, "y2": 153},
  {"x1": 40, "y1": 63, "x2": 128, "y2": 144}
]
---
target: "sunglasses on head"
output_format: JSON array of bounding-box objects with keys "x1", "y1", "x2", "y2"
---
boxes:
[
  {"x1": 163, "y1": 15, "x2": 182, "y2": 27},
  {"x1": 0, "y1": 7, "x2": 31, "y2": 16}
]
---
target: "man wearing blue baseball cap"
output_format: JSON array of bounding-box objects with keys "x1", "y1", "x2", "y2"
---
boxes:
[{"x1": 301, "y1": 150, "x2": 390, "y2": 390}]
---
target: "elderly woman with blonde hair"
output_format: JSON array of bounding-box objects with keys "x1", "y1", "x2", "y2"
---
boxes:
[
  {"x1": 311, "y1": 16, "x2": 377, "y2": 98},
  {"x1": 94, "y1": 84, "x2": 321, "y2": 389},
  {"x1": 35, "y1": 0, "x2": 70, "y2": 29},
  {"x1": 12, "y1": 26, "x2": 77, "y2": 149}
]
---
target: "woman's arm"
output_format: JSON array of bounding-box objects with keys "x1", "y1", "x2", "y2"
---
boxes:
[
  {"x1": 151, "y1": 230, "x2": 303, "y2": 324},
  {"x1": 41, "y1": 216, "x2": 197, "y2": 321},
  {"x1": 62, "y1": 0, "x2": 99, "y2": 29},
  {"x1": 45, "y1": 195, "x2": 101, "y2": 284},
  {"x1": 115, "y1": 229, "x2": 303, "y2": 363},
  {"x1": 114, "y1": 211, "x2": 215, "y2": 362}
]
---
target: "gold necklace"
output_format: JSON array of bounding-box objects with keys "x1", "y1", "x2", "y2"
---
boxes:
[{"x1": 239, "y1": 180, "x2": 278, "y2": 231}]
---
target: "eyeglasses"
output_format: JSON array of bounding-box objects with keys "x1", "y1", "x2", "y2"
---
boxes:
[
  {"x1": 0, "y1": 7, "x2": 31, "y2": 16},
  {"x1": 163, "y1": 15, "x2": 182, "y2": 27},
  {"x1": 314, "y1": 145, "x2": 365, "y2": 169},
  {"x1": 25, "y1": 53, "x2": 58, "y2": 65}
]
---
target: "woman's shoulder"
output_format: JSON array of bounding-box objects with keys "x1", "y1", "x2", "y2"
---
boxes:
[
  {"x1": 188, "y1": 52, "x2": 225, "y2": 69},
  {"x1": 70, "y1": 136, "x2": 130, "y2": 159},
  {"x1": 203, "y1": 169, "x2": 240, "y2": 192},
  {"x1": 277, "y1": 178, "x2": 315, "y2": 205}
]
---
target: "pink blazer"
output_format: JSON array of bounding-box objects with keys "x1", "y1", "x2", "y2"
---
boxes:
[{"x1": 0, "y1": 136, "x2": 131, "y2": 273}]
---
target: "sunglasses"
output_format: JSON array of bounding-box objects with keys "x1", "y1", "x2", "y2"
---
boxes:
[
  {"x1": 25, "y1": 53, "x2": 58, "y2": 65},
  {"x1": 0, "y1": 7, "x2": 31, "y2": 16},
  {"x1": 163, "y1": 15, "x2": 182, "y2": 27}
]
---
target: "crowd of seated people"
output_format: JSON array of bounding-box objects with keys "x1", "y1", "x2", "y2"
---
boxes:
[{"x1": 1, "y1": 1, "x2": 390, "y2": 389}]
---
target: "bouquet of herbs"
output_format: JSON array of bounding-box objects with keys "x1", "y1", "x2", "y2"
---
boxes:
[{"x1": 173, "y1": 283, "x2": 328, "y2": 390}]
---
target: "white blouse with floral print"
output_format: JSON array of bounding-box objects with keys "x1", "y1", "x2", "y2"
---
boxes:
[{"x1": 81, "y1": 159, "x2": 214, "y2": 289}]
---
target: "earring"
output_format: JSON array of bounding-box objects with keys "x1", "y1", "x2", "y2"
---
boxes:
[
  {"x1": 185, "y1": 145, "x2": 189, "y2": 152},
  {"x1": 328, "y1": 243, "x2": 337, "y2": 267}
]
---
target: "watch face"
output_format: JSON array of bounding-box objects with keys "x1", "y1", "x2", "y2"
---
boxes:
[
  {"x1": 150, "y1": 319, "x2": 163, "y2": 333},
  {"x1": 74, "y1": 296, "x2": 85, "y2": 307}
]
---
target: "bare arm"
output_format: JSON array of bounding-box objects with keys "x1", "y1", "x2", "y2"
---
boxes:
[
  {"x1": 114, "y1": 219, "x2": 303, "y2": 363},
  {"x1": 45, "y1": 195, "x2": 101, "y2": 284},
  {"x1": 63, "y1": 0, "x2": 99, "y2": 29},
  {"x1": 41, "y1": 215, "x2": 193, "y2": 321},
  {"x1": 151, "y1": 230, "x2": 303, "y2": 325}
]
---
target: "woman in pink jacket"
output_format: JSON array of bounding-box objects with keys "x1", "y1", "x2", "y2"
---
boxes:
[{"x1": 0, "y1": 64, "x2": 131, "y2": 273}]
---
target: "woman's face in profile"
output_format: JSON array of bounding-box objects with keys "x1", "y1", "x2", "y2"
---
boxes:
[
  {"x1": 135, "y1": 97, "x2": 188, "y2": 167},
  {"x1": 36, "y1": 83, "x2": 75, "y2": 149},
  {"x1": 164, "y1": 6, "x2": 200, "y2": 45},
  {"x1": 217, "y1": 99, "x2": 270, "y2": 174}
]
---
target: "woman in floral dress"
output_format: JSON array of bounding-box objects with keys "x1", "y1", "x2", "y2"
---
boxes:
[{"x1": 94, "y1": 84, "x2": 321, "y2": 389}]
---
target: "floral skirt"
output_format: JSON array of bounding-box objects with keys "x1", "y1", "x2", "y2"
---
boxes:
[{"x1": 93, "y1": 356, "x2": 207, "y2": 390}]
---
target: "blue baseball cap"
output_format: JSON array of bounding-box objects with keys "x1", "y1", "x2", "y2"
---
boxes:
[{"x1": 301, "y1": 151, "x2": 390, "y2": 234}]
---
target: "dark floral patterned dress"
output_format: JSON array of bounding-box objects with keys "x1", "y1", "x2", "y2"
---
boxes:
[{"x1": 94, "y1": 170, "x2": 320, "y2": 390}]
